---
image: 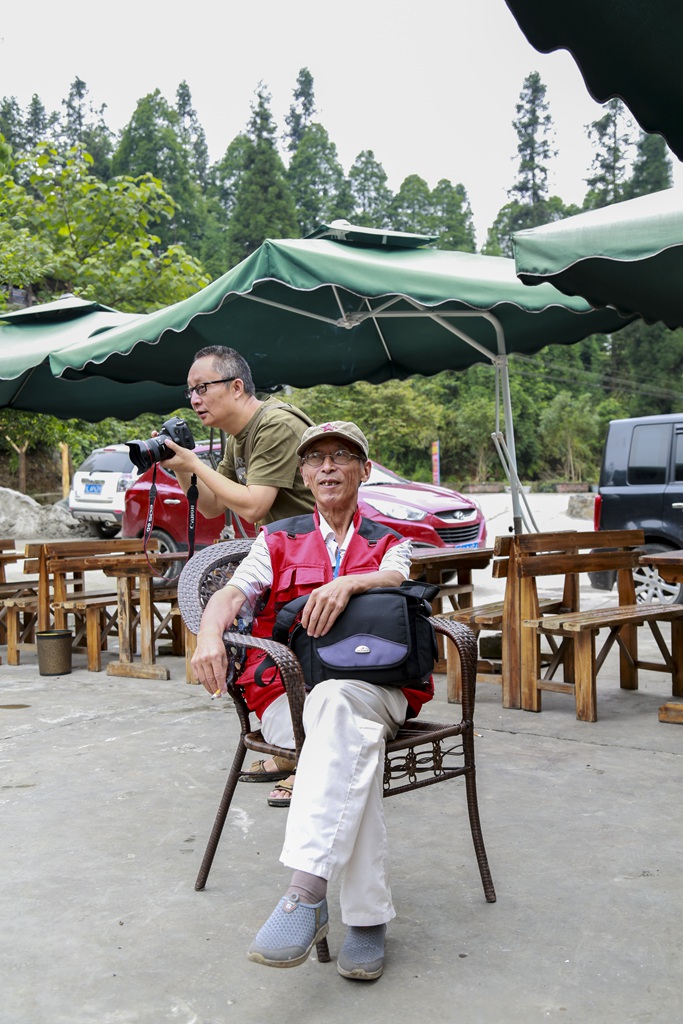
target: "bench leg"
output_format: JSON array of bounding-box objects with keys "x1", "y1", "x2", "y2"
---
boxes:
[
  {"x1": 6, "y1": 606, "x2": 20, "y2": 666},
  {"x1": 671, "y1": 618, "x2": 683, "y2": 698},
  {"x1": 520, "y1": 624, "x2": 543, "y2": 712},
  {"x1": 618, "y1": 622, "x2": 638, "y2": 691},
  {"x1": 85, "y1": 608, "x2": 103, "y2": 672},
  {"x1": 574, "y1": 632, "x2": 597, "y2": 722}
]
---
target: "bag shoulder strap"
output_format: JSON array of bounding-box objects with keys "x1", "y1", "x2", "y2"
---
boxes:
[
  {"x1": 272, "y1": 593, "x2": 310, "y2": 644},
  {"x1": 243, "y1": 399, "x2": 314, "y2": 472}
]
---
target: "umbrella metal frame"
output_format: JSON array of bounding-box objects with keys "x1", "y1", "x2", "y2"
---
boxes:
[{"x1": 240, "y1": 290, "x2": 535, "y2": 532}]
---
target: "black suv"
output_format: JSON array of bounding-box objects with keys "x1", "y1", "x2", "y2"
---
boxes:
[{"x1": 592, "y1": 414, "x2": 683, "y2": 603}]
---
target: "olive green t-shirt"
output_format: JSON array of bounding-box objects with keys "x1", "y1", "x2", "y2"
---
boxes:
[{"x1": 217, "y1": 397, "x2": 315, "y2": 526}]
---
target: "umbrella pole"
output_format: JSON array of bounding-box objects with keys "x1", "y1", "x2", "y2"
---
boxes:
[{"x1": 496, "y1": 355, "x2": 524, "y2": 535}]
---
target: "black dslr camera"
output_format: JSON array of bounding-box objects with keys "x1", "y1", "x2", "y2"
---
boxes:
[{"x1": 126, "y1": 416, "x2": 195, "y2": 473}]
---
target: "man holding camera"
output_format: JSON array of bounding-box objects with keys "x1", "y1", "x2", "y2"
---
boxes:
[{"x1": 163, "y1": 345, "x2": 315, "y2": 528}]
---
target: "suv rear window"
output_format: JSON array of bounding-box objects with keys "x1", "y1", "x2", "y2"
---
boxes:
[
  {"x1": 674, "y1": 433, "x2": 683, "y2": 482},
  {"x1": 627, "y1": 424, "x2": 670, "y2": 485},
  {"x1": 77, "y1": 450, "x2": 135, "y2": 474}
]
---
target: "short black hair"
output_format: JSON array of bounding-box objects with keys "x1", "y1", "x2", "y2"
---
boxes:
[{"x1": 193, "y1": 346, "x2": 255, "y2": 396}]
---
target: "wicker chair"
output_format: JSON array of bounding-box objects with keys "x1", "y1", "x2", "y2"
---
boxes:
[{"x1": 178, "y1": 540, "x2": 496, "y2": 959}]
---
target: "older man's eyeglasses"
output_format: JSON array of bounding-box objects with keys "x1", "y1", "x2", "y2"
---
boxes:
[
  {"x1": 301, "y1": 449, "x2": 363, "y2": 467},
  {"x1": 184, "y1": 377, "x2": 238, "y2": 400}
]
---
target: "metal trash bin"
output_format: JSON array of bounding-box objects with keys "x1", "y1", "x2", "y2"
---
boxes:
[{"x1": 36, "y1": 630, "x2": 73, "y2": 676}]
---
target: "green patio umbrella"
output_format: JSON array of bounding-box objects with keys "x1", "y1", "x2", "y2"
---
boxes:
[
  {"x1": 0, "y1": 296, "x2": 187, "y2": 419},
  {"x1": 504, "y1": 0, "x2": 683, "y2": 160},
  {"x1": 512, "y1": 186, "x2": 683, "y2": 328},
  {"x1": 50, "y1": 229, "x2": 633, "y2": 530}
]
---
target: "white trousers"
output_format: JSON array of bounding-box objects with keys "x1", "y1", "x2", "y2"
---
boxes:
[{"x1": 260, "y1": 680, "x2": 408, "y2": 926}]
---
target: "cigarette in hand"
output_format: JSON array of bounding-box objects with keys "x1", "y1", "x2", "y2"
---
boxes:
[{"x1": 211, "y1": 690, "x2": 222, "y2": 700}]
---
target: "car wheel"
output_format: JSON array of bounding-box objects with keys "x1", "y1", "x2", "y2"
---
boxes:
[
  {"x1": 149, "y1": 529, "x2": 184, "y2": 580},
  {"x1": 97, "y1": 523, "x2": 120, "y2": 539},
  {"x1": 633, "y1": 543, "x2": 683, "y2": 604}
]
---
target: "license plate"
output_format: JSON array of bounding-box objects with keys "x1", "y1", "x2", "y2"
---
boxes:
[
  {"x1": 84, "y1": 482, "x2": 103, "y2": 495},
  {"x1": 454, "y1": 541, "x2": 479, "y2": 549}
]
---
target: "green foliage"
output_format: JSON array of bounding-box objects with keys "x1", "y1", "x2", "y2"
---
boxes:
[
  {"x1": 175, "y1": 81, "x2": 209, "y2": 188},
  {"x1": 483, "y1": 195, "x2": 570, "y2": 256},
  {"x1": 388, "y1": 175, "x2": 433, "y2": 233},
  {"x1": 430, "y1": 180, "x2": 476, "y2": 252},
  {"x1": 58, "y1": 77, "x2": 114, "y2": 180},
  {"x1": 509, "y1": 71, "x2": 556, "y2": 206},
  {"x1": 291, "y1": 379, "x2": 442, "y2": 477},
  {"x1": 287, "y1": 124, "x2": 352, "y2": 236},
  {"x1": 539, "y1": 391, "x2": 600, "y2": 481},
  {"x1": 583, "y1": 99, "x2": 635, "y2": 210},
  {"x1": 112, "y1": 89, "x2": 205, "y2": 251},
  {"x1": 625, "y1": 132, "x2": 673, "y2": 199},
  {"x1": 284, "y1": 68, "x2": 317, "y2": 153},
  {"x1": 348, "y1": 150, "x2": 393, "y2": 227},
  {"x1": 224, "y1": 86, "x2": 299, "y2": 267},
  {"x1": 0, "y1": 143, "x2": 209, "y2": 309},
  {"x1": 1, "y1": 68, "x2": 681, "y2": 491}
]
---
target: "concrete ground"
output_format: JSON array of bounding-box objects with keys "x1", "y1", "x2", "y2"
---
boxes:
[{"x1": 2, "y1": 495, "x2": 682, "y2": 1024}]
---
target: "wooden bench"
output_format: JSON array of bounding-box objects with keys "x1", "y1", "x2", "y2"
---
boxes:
[
  {"x1": 446, "y1": 536, "x2": 565, "y2": 707},
  {"x1": 2, "y1": 544, "x2": 46, "y2": 664},
  {"x1": 515, "y1": 529, "x2": 683, "y2": 722},
  {"x1": 2, "y1": 539, "x2": 159, "y2": 670},
  {"x1": 46, "y1": 539, "x2": 160, "y2": 672}
]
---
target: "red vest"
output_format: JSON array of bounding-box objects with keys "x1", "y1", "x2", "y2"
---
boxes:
[{"x1": 239, "y1": 508, "x2": 433, "y2": 719}]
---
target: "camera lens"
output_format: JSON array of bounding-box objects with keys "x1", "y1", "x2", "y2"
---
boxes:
[{"x1": 126, "y1": 437, "x2": 165, "y2": 473}]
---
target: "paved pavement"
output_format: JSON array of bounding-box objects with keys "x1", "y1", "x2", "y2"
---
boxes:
[{"x1": 2, "y1": 496, "x2": 682, "y2": 1024}]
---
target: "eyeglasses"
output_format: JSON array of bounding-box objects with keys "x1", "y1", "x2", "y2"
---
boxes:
[
  {"x1": 184, "y1": 377, "x2": 237, "y2": 400},
  {"x1": 301, "y1": 449, "x2": 364, "y2": 467}
]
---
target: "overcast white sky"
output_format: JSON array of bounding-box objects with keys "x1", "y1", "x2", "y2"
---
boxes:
[{"x1": 1, "y1": 0, "x2": 680, "y2": 247}]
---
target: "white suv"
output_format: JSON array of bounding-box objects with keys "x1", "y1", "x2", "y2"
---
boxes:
[{"x1": 68, "y1": 444, "x2": 137, "y2": 537}]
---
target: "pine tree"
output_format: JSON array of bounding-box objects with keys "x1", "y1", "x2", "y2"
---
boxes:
[
  {"x1": 284, "y1": 68, "x2": 317, "y2": 153},
  {"x1": 224, "y1": 85, "x2": 299, "y2": 267},
  {"x1": 287, "y1": 123, "x2": 352, "y2": 235},
  {"x1": 0, "y1": 94, "x2": 58, "y2": 154},
  {"x1": 58, "y1": 78, "x2": 114, "y2": 179},
  {"x1": 583, "y1": 98, "x2": 635, "y2": 209},
  {"x1": 509, "y1": 71, "x2": 555, "y2": 207},
  {"x1": 175, "y1": 81, "x2": 209, "y2": 189},
  {"x1": 625, "y1": 132, "x2": 673, "y2": 199},
  {"x1": 112, "y1": 89, "x2": 203, "y2": 252},
  {"x1": 484, "y1": 71, "x2": 563, "y2": 254},
  {"x1": 388, "y1": 174, "x2": 433, "y2": 233},
  {"x1": 348, "y1": 150, "x2": 393, "y2": 227},
  {"x1": 431, "y1": 180, "x2": 476, "y2": 251}
]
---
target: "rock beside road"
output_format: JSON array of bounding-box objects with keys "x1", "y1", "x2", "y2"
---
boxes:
[
  {"x1": 0, "y1": 487, "x2": 96, "y2": 540},
  {"x1": 566, "y1": 493, "x2": 596, "y2": 520}
]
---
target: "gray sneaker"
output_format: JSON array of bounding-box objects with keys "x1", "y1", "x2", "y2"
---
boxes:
[
  {"x1": 247, "y1": 894, "x2": 329, "y2": 969},
  {"x1": 337, "y1": 924, "x2": 386, "y2": 980}
]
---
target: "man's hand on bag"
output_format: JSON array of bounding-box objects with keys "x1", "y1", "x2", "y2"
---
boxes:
[{"x1": 300, "y1": 579, "x2": 356, "y2": 638}]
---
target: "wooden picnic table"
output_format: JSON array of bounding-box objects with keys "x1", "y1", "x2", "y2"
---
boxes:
[
  {"x1": 101, "y1": 552, "x2": 186, "y2": 680},
  {"x1": 639, "y1": 549, "x2": 683, "y2": 723}
]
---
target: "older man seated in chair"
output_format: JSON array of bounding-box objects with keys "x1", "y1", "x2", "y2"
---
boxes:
[{"x1": 191, "y1": 420, "x2": 433, "y2": 981}]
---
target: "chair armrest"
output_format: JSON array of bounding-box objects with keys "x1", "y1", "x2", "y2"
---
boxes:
[
  {"x1": 221, "y1": 630, "x2": 307, "y2": 756},
  {"x1": 431, "y1": 617, "x2": 478, "y2": 720},
  {"x1": 177, "y1": 539, "x2": 255, "y2": 634}
]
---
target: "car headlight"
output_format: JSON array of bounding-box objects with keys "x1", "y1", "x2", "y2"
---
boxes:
[{"x1": 362, "y1": 497, "x2": 427, "y2": 521}]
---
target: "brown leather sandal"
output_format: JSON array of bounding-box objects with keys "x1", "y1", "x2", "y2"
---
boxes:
[
  {"x1": 267, "y1": 776, "x2": 295, "y2": 807},
  {"x1": 240, "y1": 756, "x2": 296, "y2": 783}
]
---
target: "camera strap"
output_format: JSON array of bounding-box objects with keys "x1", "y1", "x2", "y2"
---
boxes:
[{"x1": 142, "y1": 466, "x2": 198, "y2": 581}]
